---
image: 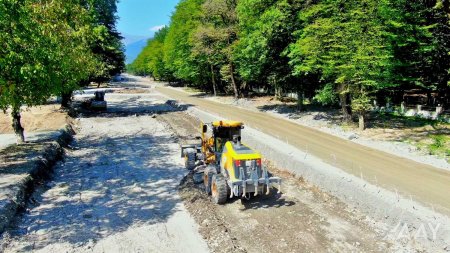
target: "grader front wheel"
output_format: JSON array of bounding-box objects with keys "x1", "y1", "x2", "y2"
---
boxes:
[
  {"x1": 184, "y1": 148, "x2": 196, "y2": 170},
  {"x1": 211, "y1": 174, "x2": 228, "y2": 204}
]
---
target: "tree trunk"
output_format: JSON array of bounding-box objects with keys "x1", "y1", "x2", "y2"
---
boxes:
[
  {"x1": 276, "y1": 86, "x2": 282, "y2": 99},
  {"x1": 339, "y1": 93, "x2": 352, "y2": 122},
  {"x1": 61, "y1": 91, "x2": 72, "y2": 109},
  {"x1": 210, "y1": 64, "x2": 217, "y2": 97},
  {"x1": 297, "y1": 90, "x2": 303, "y2": 111},
  {"x1": 229, "y1": 62, "x2": 238, "y2": 98},
  {"x1": 358, "y1": 113, "x2": 366, "y2": 131},
  {"x1": 12, "y1": 108, "x2": 25, "y2": 144},
  {"x1": 273, "y1": 78, "x2": 282, "y2": 100}
]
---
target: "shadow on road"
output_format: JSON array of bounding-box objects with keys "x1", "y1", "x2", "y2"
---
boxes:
[{"x1": 7, "y1": 123, "x2": 185, "y2": 252}]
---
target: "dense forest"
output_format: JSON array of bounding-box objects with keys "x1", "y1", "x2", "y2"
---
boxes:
[
  {"x1": 0, "y1": 0, "x2": 125, "y2": 142},
  {"x1": 129, "y1": 0, "x2": 450, "y2": 129}
]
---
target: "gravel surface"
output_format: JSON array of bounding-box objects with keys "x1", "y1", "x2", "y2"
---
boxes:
[{"x1": 1, "y1": 90, "x2": 208, "y2": 253}]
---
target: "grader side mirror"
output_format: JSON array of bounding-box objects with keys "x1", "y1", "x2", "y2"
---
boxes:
[{"x1": 202, "y1": 124, "x2": 208, "y2": 133}]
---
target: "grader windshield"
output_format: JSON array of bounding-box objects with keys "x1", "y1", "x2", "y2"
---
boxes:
[{"x1": 211, "y1": 121, "x2": 243, "y2": 153}]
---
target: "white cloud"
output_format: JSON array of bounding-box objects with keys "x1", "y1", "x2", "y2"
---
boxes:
[{"x1": 149, "y1": 25, "x2": 165, "y2": 32}]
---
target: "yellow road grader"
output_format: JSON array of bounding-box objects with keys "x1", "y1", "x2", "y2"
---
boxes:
[{"x1": 181, "y1": 120, "x2": 281, "y2": 204}]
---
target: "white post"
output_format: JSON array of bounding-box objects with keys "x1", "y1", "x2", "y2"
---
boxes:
[{"x1": 436, "y1": 105, "x2": 443, "y2": 116}]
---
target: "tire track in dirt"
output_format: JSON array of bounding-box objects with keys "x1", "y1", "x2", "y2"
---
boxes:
[{"x1": 158, "y1": 111, "x2": 393, "y2": 253}]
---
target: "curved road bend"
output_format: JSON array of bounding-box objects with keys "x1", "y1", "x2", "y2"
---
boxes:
[{"x1": 153, "y1": 83, "x2": 450, "y2": 216}]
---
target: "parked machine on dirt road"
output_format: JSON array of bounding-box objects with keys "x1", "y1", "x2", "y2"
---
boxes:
[
  {"x1": 181, "y1": 120, "x2": 281, "y2": 204},
  {"x1": 82, "y1": 91, "x2": 107, "y2": 111}
]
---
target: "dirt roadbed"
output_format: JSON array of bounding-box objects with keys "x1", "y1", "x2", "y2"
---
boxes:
[
  {"x1": 1, "y1": 80, "x2": 446, "y2": 252},
  {"x1": 159, "y1": 111, "x2": 392, "y2": 253}
]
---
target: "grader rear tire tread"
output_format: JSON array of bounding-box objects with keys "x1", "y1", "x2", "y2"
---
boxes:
[
  {"x1": 212, "y1": 174, "x2": 228, "y2": 205},
  {"x1": 184, "y1": 148, "x2": 196, "y2": 170},
  {"x1": 204, "y1": 172, "x2": 212, "y2": 195}
]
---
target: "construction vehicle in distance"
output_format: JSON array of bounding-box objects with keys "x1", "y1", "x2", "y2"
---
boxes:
[
  {"x1": 181, "y1": 120, "x2": 281, "y2": 204},
  {"x1": 82, "y1": 91, "x2": 107, "y2": 111}
]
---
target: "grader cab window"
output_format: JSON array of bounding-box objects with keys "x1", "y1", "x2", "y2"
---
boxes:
[{"x1": 213, "y1": 126, "x2": 241, "y2": 152}]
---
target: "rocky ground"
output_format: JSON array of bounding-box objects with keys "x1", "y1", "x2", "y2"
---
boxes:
[{"x1": 1, "y1": 91, "x2": 208, "y2": 253}]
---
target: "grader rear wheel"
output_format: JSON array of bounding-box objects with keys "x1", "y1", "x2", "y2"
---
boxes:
[
  {"x1": 211, "y1": 174, "x2": 228, "y2": 204},
  {"x1": 203, "y1": 167, "x2": 217, "y2": 195},
  {"x1": 204, "y1": 172, "x2": 211, "y2": 195}
]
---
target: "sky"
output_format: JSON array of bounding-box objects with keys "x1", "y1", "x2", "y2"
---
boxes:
[{"x1": 117, "y1": 0, "x2": 179, "y2": 40}]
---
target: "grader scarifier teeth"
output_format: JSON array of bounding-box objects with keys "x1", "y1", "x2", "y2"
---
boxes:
[{"x1": 229, "y1": 166, "x2": 281, "y2": 198}]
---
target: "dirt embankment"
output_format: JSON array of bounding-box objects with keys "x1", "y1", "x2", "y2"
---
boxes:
[
  {"x1": 158, "y1": 111, "x2": 392, "y2": 253},
  {"x1": 0, "y1": 105, "x2": 68, "y2": 134},
  {"x1": 0, "y1": 124, "x2": 74, "y2": 237}
]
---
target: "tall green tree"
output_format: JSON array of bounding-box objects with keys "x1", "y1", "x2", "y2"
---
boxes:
[
  {"x1": 235, "y1": 0, "x2": 305, "y2": 101},
  {"x1": 288, "y1": 0, "x2": 396, "y2": 129},
  {"x1": 130, "y1": 27, "x2": 173, "y2": 81},
  {"x1": 164, "y1": 0, "x2": 209, "y2": 86},
  {"x1": 192, "y1": 22, "x2": 226, "y2": 96},
  {"x1": 0, "y1": 0, "x2": 101, "y2": 142},
  {"x1": 388, "y1": 0, "x2": 450, "y2": 105},
  {"x1": 201, "y1": 0, "x2": 240, "y2": 98},
  {"x1": 83, "y1": 0, "x2": 125, "y2": 82}
]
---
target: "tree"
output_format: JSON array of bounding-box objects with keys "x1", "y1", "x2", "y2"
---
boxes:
[
  {"x1": 0, "y1": 0, "x2": 102, "y2": 142},
  {"x1": 288, "y1": 0, "x2": 396, "y2": 129},
  {"x1": 235, "y1": 0, "x2": 306, "y2": 102},
  {"x1": 192, "y1": 25, "x2": 224, "y2": 96},
  {"x1": 53, "y1": 1, "x2": 105, "y2": 109},
  {"x1": 388, "y1": 0, "x2": 450, "y2": 106},
  {"x1": 1, "y1": 0, "x2": 58, "y2": 142},
  {"x1": 130, "y1": 27, "x2": 173, "y2": 81},
  {"x1": 201, "y1": 0, "x2": 240, "y2": 98},
  {"x1": 83, "y1": 0, "x2": 125, "y2": 83},
  {"x1": 164, "y1": 0, "x2": 209, "y2": 87}
]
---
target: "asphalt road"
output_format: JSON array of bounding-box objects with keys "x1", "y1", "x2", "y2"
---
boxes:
[{"x1": 153, "y1": 82, "x2": 450, "y2": 215}]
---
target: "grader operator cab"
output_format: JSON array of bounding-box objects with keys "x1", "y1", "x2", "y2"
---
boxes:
[{"x1": 181, "y1": 120, "x2": 281, "y2": 204}]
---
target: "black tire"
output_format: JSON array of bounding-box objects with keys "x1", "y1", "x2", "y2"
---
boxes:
[
  {"x1": 184, "y1": 148, "x2": 196, "y2": 170},
  {"x1": 211, "y1": 174, "x2": 228, "y2": 205}
]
